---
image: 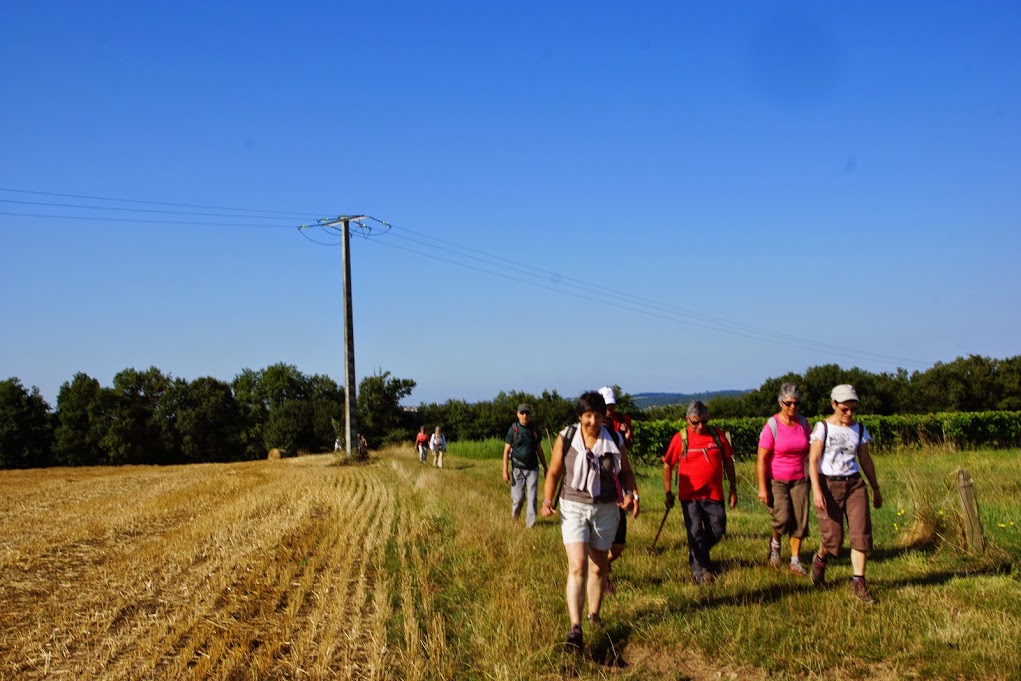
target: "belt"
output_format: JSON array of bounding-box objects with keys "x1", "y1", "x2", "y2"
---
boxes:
[{"x1": 822, "y1": 473, "x2": 861, "y2": 481}]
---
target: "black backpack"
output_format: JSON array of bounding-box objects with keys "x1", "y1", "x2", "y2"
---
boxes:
[{"x1": 510, "y1": 422, "x2": 540, "y2": 466}]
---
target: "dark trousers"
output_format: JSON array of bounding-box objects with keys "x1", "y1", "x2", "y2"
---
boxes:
[{"x1": 681, "y1": 499, "x2": 727, "y2": 577}]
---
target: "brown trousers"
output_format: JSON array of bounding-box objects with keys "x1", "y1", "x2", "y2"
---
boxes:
[{"x1": 816, "y1": 475, "x2": 872, "y2": 555}]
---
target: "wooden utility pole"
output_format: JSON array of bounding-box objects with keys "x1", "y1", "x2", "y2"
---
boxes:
[{"x1": 321, "y1": 215, "x2": 365, "y2": 459}]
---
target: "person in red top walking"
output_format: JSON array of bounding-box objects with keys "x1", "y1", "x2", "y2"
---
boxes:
[
  {"x1": 414, "y1": 426, "x2": 429, "y2": 464},
  {"x1": 663, "y1": 401, "x2": 738, "y2": 584}
]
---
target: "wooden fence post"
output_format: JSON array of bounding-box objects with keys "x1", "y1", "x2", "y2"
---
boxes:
[{"x1": 957, "y1": 468, "x2": 985, "y2": 553}]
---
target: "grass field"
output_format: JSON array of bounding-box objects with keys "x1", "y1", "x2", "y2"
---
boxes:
[{"x1": 1, "y1": 447, "x2": 1018, "y2": 679}]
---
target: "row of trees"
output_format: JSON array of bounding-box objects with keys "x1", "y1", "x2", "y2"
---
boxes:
[
  {"x1": 410, "y1": 355, "x2": 1021, "y2": 439},
  {"x1": 3, "y1": 355, "x2": 1018, "y2": 469},
  {"x1": 0, "y1": 365, "x2": 417, "y2": 469},
  {"x1": 692, "y1": 355, "x2": 1021, "y2": 420}
]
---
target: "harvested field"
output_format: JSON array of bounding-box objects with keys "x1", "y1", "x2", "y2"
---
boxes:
[{"x1": 1, "y1": 448, "x2": 1019, "y2": 679}]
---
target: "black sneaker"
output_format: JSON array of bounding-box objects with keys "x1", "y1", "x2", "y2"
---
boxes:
[
  {"x1": 811, "y1": 555, "x2": 827, "y2": 587},
  {"x1": 565, "y1": 624, "x2": 583, "y2": 650}
]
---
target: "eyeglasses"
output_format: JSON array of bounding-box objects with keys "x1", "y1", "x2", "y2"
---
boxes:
[
  {"x1": 781, "y1": 400, "x2": 800, "y2": 407},
  {"x1": 518, "y1": 411, "x2": 530, "y2": 415},
  {"x1": 836, "y1": 403, "x2": 858, "y2": 414},
  {"x1": 688, "y1": 418, "x2": 708, "y2": 426}
]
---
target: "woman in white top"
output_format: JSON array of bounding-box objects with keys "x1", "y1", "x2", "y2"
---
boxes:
[{"x1": 808, "y1": 384, "x2": 883, "y2": 603}]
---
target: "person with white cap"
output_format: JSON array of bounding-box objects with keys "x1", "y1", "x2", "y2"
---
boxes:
[
  {"x1": 598, "y1": 386, "x2": 637, "y2": 594},
  {"x1": 808, "y1": 384, "x2": 883, "y2": 603}
]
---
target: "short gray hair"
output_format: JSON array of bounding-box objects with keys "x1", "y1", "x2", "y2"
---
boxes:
[
  {"x1": 686, "y1": 400, "x2": 708, "y2": 420},
  {"x1": 778, "y1": 383, "x2": 802, "y2": 404}
]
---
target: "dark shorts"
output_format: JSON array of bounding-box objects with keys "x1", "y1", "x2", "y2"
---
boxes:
[
  {"x1": 816, "y1": 474, "x2": 873, "y2": 555},
  {"x1": 613, "y1": 507, "x2": 627, "y2": 545}
]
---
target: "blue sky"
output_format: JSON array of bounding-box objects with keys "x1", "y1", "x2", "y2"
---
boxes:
[{"x1": 2, "y1": 2, "x2": 1019, "y2": 406}]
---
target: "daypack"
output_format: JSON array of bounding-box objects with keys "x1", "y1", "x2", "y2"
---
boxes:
[
  {"x1": 676, "y1": 426, "x2": 729, "y2": 462},
  {"x1": 766, "y1": 414, "x2": 811, "y2": 441},
  {"x1": 509, "y1": 422, "x2": 540, "y2": 466}
]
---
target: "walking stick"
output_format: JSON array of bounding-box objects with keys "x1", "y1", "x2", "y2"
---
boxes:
[
  {"x1": 651, "y1": 506, "x2": 672, "y2": 550},
  {"x1": 651, "y1": 462, "x2": 678, "y2": 551}
]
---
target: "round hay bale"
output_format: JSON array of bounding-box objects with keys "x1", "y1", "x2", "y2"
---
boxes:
[{"x1": 267, "y1": 447, "x2": 288, "y2": 460}]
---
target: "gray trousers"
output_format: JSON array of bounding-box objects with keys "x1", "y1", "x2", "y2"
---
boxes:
[{"x1": 511, "y1": 467, "x2": 540, "y2": 528}]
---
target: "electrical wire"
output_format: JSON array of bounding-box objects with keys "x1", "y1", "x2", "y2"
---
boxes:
[
  {"x1": 0, "y1": 187, "x2": 322, "y2": 218},
  {"x1": 0, "y1": 211, "x2": 292, "y2": 229},
  {"x1": 362, "y1": 225, "x2": 926, "y2": 368},
  {"x1": 0, "y1": 198, "x2": 296, "y2": 221},
  {"x1": 0, "y1": 187, "x2": 924, "y2": 367}
]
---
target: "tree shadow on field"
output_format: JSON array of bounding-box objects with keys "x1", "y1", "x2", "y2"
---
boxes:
[
  {"x1": 882, "y1": 562, "x2": 1014, "y2": 590},
  {"x1": 667, "y1": 582, "x2": 818, "y2": 613}
]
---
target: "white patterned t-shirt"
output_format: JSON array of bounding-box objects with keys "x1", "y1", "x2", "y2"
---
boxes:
[{"x1": 810, "y1": 421, "x2": 871, "y2": 477}]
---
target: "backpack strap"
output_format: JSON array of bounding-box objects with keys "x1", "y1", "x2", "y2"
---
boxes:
[
  {"x1": 767, "y1": 416, "x2": 778, "y2": 441},
  {"x1": 797, "y1": 414, "x2": 810, "y2": 438},
  {"x1": 561, "y1": 425, "x2": 578, "y2": 452},
  {"x1": 679, "y1": 429, "x2": 688, "y2": 459},
  {"x1": 856, "y1": 422, "x2": 864, "y2": 454},
  {"x1": 710, "y1": 427, "x2": 726, "y2": 458}
]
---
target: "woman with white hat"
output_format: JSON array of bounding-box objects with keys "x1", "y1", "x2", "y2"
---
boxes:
[{"x1": 807, "y1": 384, "x2": 883, "y2": 603}]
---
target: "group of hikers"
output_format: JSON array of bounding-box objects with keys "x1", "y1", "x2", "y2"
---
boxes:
[
  {"x1": 494, "y1": 383, "x2": 881, "y2": 652},
  {"x1": 414, "y1": 426, "x2": 448, "y2": 468}
]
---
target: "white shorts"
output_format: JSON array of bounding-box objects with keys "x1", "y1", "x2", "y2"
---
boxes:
[{"x1": 560, "y1": 498, "x2": 620, "y2": 551}]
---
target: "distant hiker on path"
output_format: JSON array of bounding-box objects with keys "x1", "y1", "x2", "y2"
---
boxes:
[
  {"x1": 598, "y1": 386, "x2": 637, "y2": 595},
  {"x1": 429, "y1": 426, "x2": 447, "y2": 469},
  {"x1": 756, "y1": 383, "x2": 812, "y2": 575},
  {"x1": 663, "y1": 400, "x2": 737, "y2": 584},
  {"x1": 541, "y1": 391, "x2": 640, "y2": 651},
  {"x1": 502, "y1": 403, "x2": 548, "y2": 528},
  {"x1": 415, "y1": 426, "x2": 429, "y2": 464},
  {"x1": 808, "y1": 384, "x2": 883, "y2": 603}
]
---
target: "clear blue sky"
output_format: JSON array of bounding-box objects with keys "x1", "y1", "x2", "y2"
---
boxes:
[{"x1": 2, "y1": 2, "x2": 1019, "y2": 406}]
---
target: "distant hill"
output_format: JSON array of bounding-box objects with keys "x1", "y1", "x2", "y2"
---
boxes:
[{"x1": 632, "y1": 390, "x2": 748, "y2": 409}]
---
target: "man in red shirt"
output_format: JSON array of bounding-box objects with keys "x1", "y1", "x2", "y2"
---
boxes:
[{"x1": 663, "y1": 401, "x2": 738, "y2": 584}]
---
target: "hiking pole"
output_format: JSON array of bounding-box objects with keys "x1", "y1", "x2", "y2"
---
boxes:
[
  {"x1": 650, "y1": 505, "x2": 671, "y2": 551},
  {"x1": 650, "y1": 463, "x2": 678, "y2": 551}
]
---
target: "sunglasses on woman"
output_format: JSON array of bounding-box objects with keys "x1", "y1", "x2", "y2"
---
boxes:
[{"x1": 781, "y1": 400, "x2": 800, "y2": 407}]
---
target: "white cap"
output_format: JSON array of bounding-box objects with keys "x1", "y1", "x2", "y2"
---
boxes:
[
  {"x1": 831, "y1": 384, "x2": 859, "y2": 403},
  {"x1": 598, "y1": 386, "x2": 616, "y2": 405}
]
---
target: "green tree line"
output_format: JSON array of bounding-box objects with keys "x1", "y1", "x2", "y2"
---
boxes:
[
  {"x1": 0, "y1": 364, "x2": 418, "y2": 469},
  {"x1": 2, "y1": 354, "x2": 1018, "y2": 469}
]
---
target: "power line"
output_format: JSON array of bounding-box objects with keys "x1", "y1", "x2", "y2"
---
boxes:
[
  {"x1": 0, "y1": 198, "x2": 298, "y2": 221},
  {"x1": 0, "y1": 187, "x2": 924, "y2": 367},
  {"x1": 364, "y1": 224, "x2": 926, "y2": 368},
  {"x1": 0, "y1": 211, "x2": 292, "y2": 229},
  {"x1": 0, "y1": 187, "x2": 322, "y2": 218}
]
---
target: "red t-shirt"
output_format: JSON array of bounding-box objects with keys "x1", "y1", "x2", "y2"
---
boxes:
[
  {"x1": 662, "y1": 427, "x2": 734, "y2": 502},
  {"x1": 415, "y1": 433, "x2": 429, "y2": 446},
  {"x1": 608, "y1": 413, "x2": 633, "y2": 445}
]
